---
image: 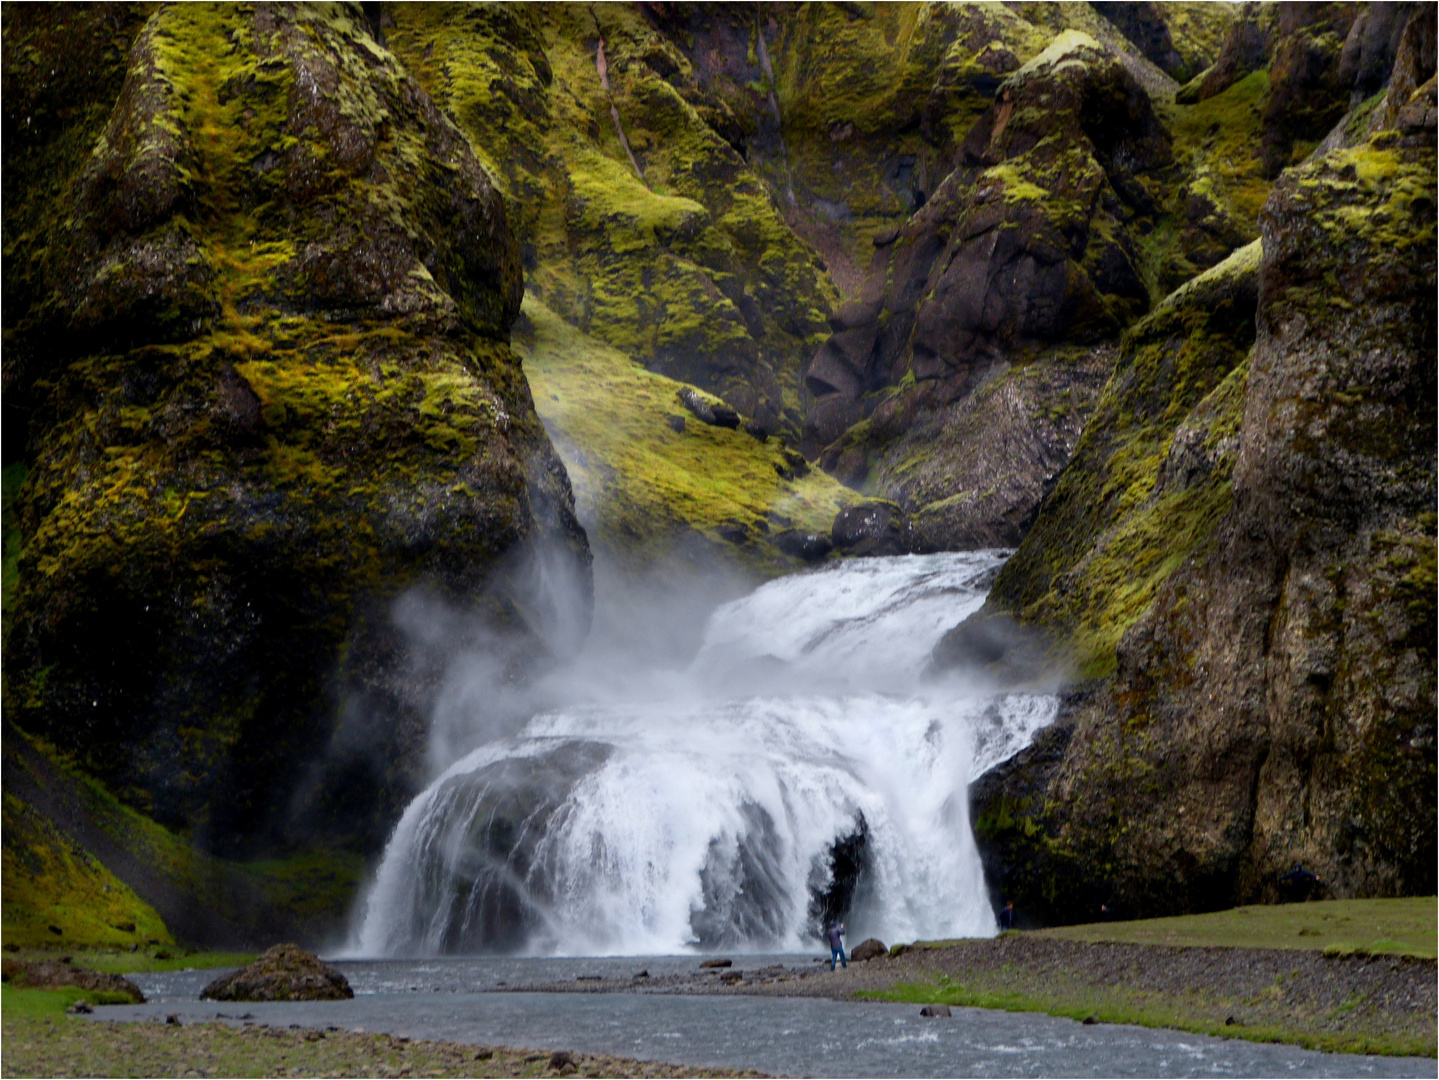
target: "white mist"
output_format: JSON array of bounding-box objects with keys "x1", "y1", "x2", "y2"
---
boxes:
[{"x1": 350, "y1": 552, "x2": 1055, "y2": 957}]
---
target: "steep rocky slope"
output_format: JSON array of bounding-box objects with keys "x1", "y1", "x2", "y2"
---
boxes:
[
  {"x1": 961, "y1": 12, "x2": 1437, "y2": 919},
  {"x1": 2, "y1": 1, "x2": 1432, "y2": 949},
  {"x1": 2, "y1": 5, "x2": 589, "y2": 875}
]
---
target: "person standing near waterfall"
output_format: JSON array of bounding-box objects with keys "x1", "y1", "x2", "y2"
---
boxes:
[{"x1": 826, "y1": 920, "x2": 847, "y2": 970}]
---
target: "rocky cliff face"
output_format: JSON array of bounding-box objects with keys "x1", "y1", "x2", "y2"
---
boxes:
[
  {"x1": 962, "y1": 16, "x2": 1436, "y2": 918},
  {"x1": 2, "y1": 4, "x2": 589, "y2": 858},
  {"x1": 3, "y1": 1, "x2": 1432, "y2": 948}
]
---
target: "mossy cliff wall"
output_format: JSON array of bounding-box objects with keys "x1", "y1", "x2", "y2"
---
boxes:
[
  {"x1": 962, "y1": 43, "x2": 1436, "y2": 919},
  {"x1": 2, "y1": 4, "x2": 589, "y2": 865},
  {"x1": 379, "y1": 3, "x2": 837, "y2": 437}
]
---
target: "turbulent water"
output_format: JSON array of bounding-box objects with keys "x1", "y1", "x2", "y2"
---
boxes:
[{"x1": 351, "y1": 552, "x2": 1056, "y2": 957}]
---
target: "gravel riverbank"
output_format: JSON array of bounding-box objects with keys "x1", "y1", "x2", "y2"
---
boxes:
[{"x1": 513, "y1": 936, "x2": 1436, "y2": 1057}]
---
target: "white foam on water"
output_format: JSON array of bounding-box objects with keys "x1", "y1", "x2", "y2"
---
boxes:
[{"x1": 350, "y1": 552, "x2": 1056, "y2": 957}]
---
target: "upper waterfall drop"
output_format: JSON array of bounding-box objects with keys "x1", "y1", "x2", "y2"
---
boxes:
[{"x1": 350, "y1": 552, "x2": 1057, "y2": 958}]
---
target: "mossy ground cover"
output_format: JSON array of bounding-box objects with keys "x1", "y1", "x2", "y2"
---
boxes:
[
  {"x1": 3, "y1": 730, "x2": 363, "y2": 949},
  {"x1": 1037, "y1": 897, "x2": 1438, "y2": 958},
  {"x1": 0, "y1": 1000, "x2": 754, "y2": 1079},
  {"x1": 1, "y1": 792, "x2": 173, "y2": 951},
  {"x1": 516, "y1": 294, "x2": 856, "y2": 573},
  {"x1": 2, "y1": 948, "x2": 254, "y2": 975}
]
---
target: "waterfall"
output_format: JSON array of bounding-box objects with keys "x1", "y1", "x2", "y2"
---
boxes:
[{"x1": 350, "y1": 552, "x2": 1056, "y2": 957}]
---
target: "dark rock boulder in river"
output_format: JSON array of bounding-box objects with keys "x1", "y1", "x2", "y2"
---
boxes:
[
  {"x1": 1, "y1": 4, "x2": 590, "y2": 859},
  {"x1": 201, "y1": 943, "x2": 352, "y2": 1002},
  {"x1": 960, "y1": 38, "x2": 1437, "y2": 920},
  {"x1": 831, "y1": 501, "x2": 908, "y2": 557}
]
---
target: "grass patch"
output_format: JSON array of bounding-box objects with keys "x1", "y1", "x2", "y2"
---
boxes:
[
  {"x1": 1038, "y1": 897, "x2": 1438, "y2": 958},
  {"x1": 3, "y1": 731, "x2": 363, "y2": 950},
  {"x1": 1, "y1": 985, "x2": 139, "y2": 1020},
  {"x1": 1, "y1": 792, "x2": 173, "y2": 951},
  {"x1": 2, "y1": 948, "x2": 255, "y2": 975}
]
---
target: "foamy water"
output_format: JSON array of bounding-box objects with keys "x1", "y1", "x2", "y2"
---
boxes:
[{"x1": 350, "y1": 553, "x2": 1055, "y2": 957}]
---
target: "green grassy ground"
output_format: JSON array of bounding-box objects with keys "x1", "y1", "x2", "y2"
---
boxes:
[
  {"x1": 1036, "y1": 897, "x2": 1437, "y2": 957},
  {"x1": 3, "y1": 947, "x2": 254, "y2": 975}
]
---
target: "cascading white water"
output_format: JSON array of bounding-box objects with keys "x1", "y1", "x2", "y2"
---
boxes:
[{"x1": 350, "y1": 552, "x2": 1056, "y2": 957}]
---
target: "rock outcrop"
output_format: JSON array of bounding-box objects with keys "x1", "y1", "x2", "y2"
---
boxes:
[
  {"x1": 200, "y1": 943, "x2": 353, "y2": 1002},
  {"x1": 961, "y1": 32, "x2": 1436, "y2": 919},
  {"x1": 2, "y1": 5, "x2": 590, "y2": 858},
  {"x1": 850, "y1": 937, "x2": 887, "y2": 962},
  {"x1": 1, "y1": 958, "x2": 145, "y2": 1003},
  {"x1": 803, "y1": 30, "x2": 1172, "y2": 546}
]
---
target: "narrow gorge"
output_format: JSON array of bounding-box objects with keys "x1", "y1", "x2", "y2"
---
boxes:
[{"x1": 2, "y1": 1, "x2": 1433, "y2": 956}]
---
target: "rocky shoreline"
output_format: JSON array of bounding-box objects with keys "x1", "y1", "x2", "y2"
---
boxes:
[{"x1": 512, "y1": 936, "x2": 1437, "y2": 1058}]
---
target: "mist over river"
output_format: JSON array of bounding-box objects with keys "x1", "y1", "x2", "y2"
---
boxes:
[{"x1": 347, "y1": 552, "x2": 1056, "y2": 957}]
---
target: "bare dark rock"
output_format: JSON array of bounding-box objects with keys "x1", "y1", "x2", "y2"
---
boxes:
[
  {"x1": 676, "y1": 386, "x2": 739, "y2": 428},
  {"x1": 699, "y1": 958, "x2": 733, "y2": 969},
  {"x1": 773, "y1": 530, "x2": 833, "y2": 562},
  {"x1": 831, "y1": 502, "x2": 908, "y2": 556},
  {"x1": 200, "y1": 944, "x2": 353, "y2": 1002},
  {"x1": 801, "y1": 31, "x2": 1166, "y2": 544},
  {"x1": 919, "y1": 1004, "x2": 952, "y2": 1018},
  {"x1": 850, "y1": 938, "x2": 887, "y2": 962},
  {"x1": 667, "y1": 414, "x2": 686, "y2": 433}
]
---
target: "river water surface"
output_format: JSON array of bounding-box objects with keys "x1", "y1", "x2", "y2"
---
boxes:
[{"x1": 98, "y1": 959, "x2": 1433, "y2": 1079}]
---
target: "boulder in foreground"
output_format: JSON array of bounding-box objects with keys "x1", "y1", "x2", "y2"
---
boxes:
[
  {"x1": 850, "y1": 938, "x2": 888, "y2": 962},
  {"x1": 200, "y1": 944, "x2": 352, "y2": 1002}
]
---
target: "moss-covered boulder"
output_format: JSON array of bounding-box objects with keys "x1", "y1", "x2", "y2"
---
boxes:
[
  {"x1": 962, "y1": 65, "x2": 1436, "y2": 919},
  {"x1": 2, "y1": 5, "x2": 589, "y2": 859},
  {"x1": 200, "y1": 943, "x2": 351, "y2": 1002}
]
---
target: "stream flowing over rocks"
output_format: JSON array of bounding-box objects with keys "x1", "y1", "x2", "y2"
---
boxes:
[{"x1": 351, "y1": 553, "x2": 1056, "y2": 956}]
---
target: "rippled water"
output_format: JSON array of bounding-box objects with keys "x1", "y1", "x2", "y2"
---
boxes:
[{"x1": 103, "y1": 960, "x2": 1433, "y2": 1079}]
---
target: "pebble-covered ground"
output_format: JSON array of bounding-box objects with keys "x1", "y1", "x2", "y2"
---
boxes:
[
  {"x1": 1, "y1": 1013, "x2": 762, "y2": 1079},
  {"x1": 514, "y1": 937, "x2": 1436, "y2": 1057}
]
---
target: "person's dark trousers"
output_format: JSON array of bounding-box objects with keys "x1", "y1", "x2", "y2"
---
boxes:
[{"x1": 830, "y1": 947, "x2": 846, "y2": 970}]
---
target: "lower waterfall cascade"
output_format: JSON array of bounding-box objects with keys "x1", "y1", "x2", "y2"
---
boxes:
[{"x1": 350, "y1": 552, "x2": 1057, "y2": 957}]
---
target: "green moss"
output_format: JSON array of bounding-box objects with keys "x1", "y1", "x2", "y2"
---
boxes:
[
  {"x1": 1145, "y1": 69, "x2": 1272, "y2": 295},
  {"x1": 991, "y1": 242, "x2": 1259, "y2": 675},
  {"x1": 516, "y1": 294, "x2": 856, "y2": 573},
  {"x1": 1, "y1": 793, "x2": 173, "y2": 950},
  {"x1": 2, "y1": 462, "x2": 27, "y2": 632},
  {"x1": 387, "y1": 4, "x2": 837, "y2": 428},
  {"x1": 7, "y1": 732, "x2": 363, "y2": 946}
]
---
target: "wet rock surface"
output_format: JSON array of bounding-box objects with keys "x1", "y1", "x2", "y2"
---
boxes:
[{"x1": 201, "y1": 944, "x2": 353, "y2": 1003}]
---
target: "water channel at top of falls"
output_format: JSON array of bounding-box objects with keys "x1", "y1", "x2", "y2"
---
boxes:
[{"x1": 349, "y1": 551, "x2": 1059, "y2": 958}]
